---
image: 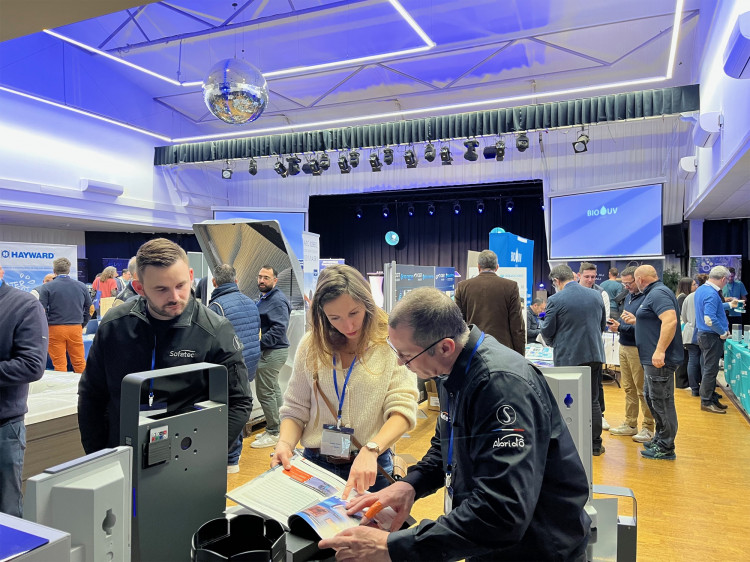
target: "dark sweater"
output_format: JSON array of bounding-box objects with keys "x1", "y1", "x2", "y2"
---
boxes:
[
  {"x1": 37, "y1": 275, "x2": 92, "y2": 325},
  {"x1": 257, "y1": 287, "x2": 291, "y2": 350},
  {"x1": 0, "y1": 281, "x2": 48, "y2": 424}
]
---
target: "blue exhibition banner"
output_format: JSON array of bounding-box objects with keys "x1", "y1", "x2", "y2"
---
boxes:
[
  {"x1": 434, "y1": 266, "x2": 456, "y2": 299},
  {"x1": 489, "y1": 231, "x2": 534, "y2": 305},
  {"x1": 0, "y1": 241, "x2": 78, "y2": 293},
  {"x1": 395, "y1": 265, "x2": 435, "y2": 301}
]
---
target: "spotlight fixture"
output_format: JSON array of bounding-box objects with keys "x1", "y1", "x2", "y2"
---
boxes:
[
  {"x1": 404, "y1": 148, "x2": 418, "y2": 169},
  {"x1": 540, "y1": 197, "x2": 545, "y2": 211},
  {"x1": 382, "y1": 205, "x2": 390, "y2": 218},
  {"x1": 248, "y1": 157, "x2": 258, "y2": 176},
  {"x1": 273, "y1": 158, "x2": 288, "y2": 178},
  {"x1": 369, "y1": 152, "x2": 382, "y2": 172},
  {"x1": 355, "y1": 207, "x2": 363, "y2": 219},
  {"x1": 319, "y1": 152, "x2": 331, "y2": 170},
  {"x1": 484, "y1": 139, "x2": 506, "y2": 161},
  {"x1": 506, "y1": 198, "x2": 515, "y2": 212},
  {"x1": 407, "y1": 204, "x2": 415, "y2": 217},
  {"x1": 424, "y1": 143, "x2": 436, "y2": 162},
  {"x1": 427, "y1": 202, "x2": 436, "y2": 216},
  {"x1": 476, "y1": 200, "x2": 485, "y2": 214},
  {"x1": 452, "y1": 201, "x2": 461, "y2": 215},
  {"x1": 286, "y1": 155, "x2": 301, "y2": 176},
  {"x1": 221, "y1": 167, "x2": 232, "y2": 180},
  {"x1": 516, "y1": 133, "x2": 529, "y2": 152},
  {"x1": 349, "y1": 150, "x2": 360, "y2": 168},
  {"x1": 338, "y1": 153, "x2": 351, "y2": 174},
  {"x1": 383, "y1": 148, "x2": 394, "y2": 165},
  {"x1": 463, "y1": 139, "x2": 479, "y2": 161},
  {"x1": 572, "y1": 129, "x2": 589, "y2": 153},
  {"x1": 302, "y1": 155, "x2": 321, "y2": 176},
  {"x1": 440, "y1": 146, "x2": 453, "y2": 165}
]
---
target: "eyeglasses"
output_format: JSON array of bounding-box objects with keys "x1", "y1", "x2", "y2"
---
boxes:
[{"x1": 386, "y1": 336, "x2": 451, "y2": 366}]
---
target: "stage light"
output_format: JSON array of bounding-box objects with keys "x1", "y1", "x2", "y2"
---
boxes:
[
  {"x1": 355, "y1": 207, "x2": 363, "y2": 219},
  {"x1": 476, "y1": 200, "x2": 485, "y2": 214},
  {"x1": 427, "y1": 202, "x2": 436, "y2": 216},
  {"x1": 302, "y1": 156, "x2": 321, "y2": 176},
  {"x1": 572, "y1": 129, "x2": 589, "y2": 153},
  {"x1": 349, "y1": 150, "x2": 360, "y2": 167},
  {"x1": 424, "y1": 143, "x2": 436, "y2": 162},
  {"x1": 404, "y1": 148, "x2": 418, "y2": 168},
  {"x1": 506, "y1": 198, "x2": 515, "y2": 212},
  {"x1": 382, "y1": 205, "x2": 390, "y2": 218},
  {"x1": 538, "y1": 283, "x2": 545, "y2": 289},
  {"x1": 453, "y1": 201, "x2": 461, "y2": 215},
  {"x1": 516, "y1": 133, "x2": 529, "y2": 152},
  {"x1": 286, "y1": 155, "x2": 301, "y2": 176},
  {"x1": 440, "y1": 146, "x2": 453, "y2": 165},
  {"x1": 221, "y1": 167, "x2": 232, "y2": 179},
  {"x1": 463, "y1": 139, "x2": 479, "y2": 161},
  {"x1": 540, "y1": 198, "x2": 545, "y2": 211},
  {"x1": 319, "y1": 153, "x2": 331, "y2": 170},
  {"x1": 369, "y1": 152, "x2": 382, "y2": 172},
  {"x1": 248, "y1": 157, "x2": 258, "y2": 176},
  {"x1": 338, "y1": 153, "x2": 351, "y2": 174},
  {"x1": 484, "y1": 139, "x2": 506, "y2": 161},
  {"x1": 273, "y1": 158, "x2": 287, "y2": 178},
  {"x1": 407, "y1": 204, "x2": 415, "y2": 217},
  {"x1": 383, "y1": 148, "x2": 394, "y2": 165}
]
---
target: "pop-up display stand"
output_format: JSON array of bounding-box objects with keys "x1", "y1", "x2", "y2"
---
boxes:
[{"x1": 120, "y1": 363, "x2": 229, "y2": 562}]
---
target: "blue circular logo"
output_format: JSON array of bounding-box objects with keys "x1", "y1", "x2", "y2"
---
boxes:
[
  {"x1": 1, "y1": 250, "x2": 8, "y2": 258},
  {"x1": 385, "y1": 231, "x2": 400, "y2": 246}
]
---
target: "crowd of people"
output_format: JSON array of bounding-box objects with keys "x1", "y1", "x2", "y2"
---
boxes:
[{"x1": 1, "y1": 240, "x2": 746, "y2": 560}]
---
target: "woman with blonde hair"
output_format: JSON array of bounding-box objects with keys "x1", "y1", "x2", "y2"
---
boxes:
[{"x1": 272, "y1": 264, "x2": 418, "y2": 497}]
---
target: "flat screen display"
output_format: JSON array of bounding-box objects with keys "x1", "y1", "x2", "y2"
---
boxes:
[{"x1": 549, "y1": 184, "x2": 663, "y2": 259}]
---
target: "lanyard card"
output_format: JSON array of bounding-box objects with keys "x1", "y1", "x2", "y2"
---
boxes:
[
  {"x1": 321, "y1": 424, "x2": 354, "y2": 458},
  {"x1": 444, "y1": 473, "x2": 453, "y2": 514}
]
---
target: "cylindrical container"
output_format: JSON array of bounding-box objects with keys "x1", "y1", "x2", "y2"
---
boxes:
[
  {"x1": 744, "y1": 325, "x2": 750, "y2": 345},
  {"x1": 732, "y1": 326, "x2": 741, "y2": 341}
]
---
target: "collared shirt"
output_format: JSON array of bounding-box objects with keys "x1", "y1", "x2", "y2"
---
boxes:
[{"x1": 634, "y1": 281, "x2": 682, "y2": 366}]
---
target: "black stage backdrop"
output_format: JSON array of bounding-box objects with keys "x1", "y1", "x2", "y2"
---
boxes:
[
  {"x1": 308, "y1": 181, "x2": 548, "y2": 287},
  {"x1": 84, "y1": 231, "x2": 200, "y2": 282},
  {"x1": 703, "y1": 218, "x2": 749, "y2": 285}
]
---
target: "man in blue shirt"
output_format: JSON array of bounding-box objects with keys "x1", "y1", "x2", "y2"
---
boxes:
[
  {"x1": 722, "y1": 267, "x2": 747, "y2": 328},
  {"x1": 621, "y1": 265, "x2": 681, "y2": 460},
  {"x1": 695, "y1": 266, "x2": 733, "y2": 414},
  {"x1": 600, "y1": 268, "x2": 624, "y2": 319}
]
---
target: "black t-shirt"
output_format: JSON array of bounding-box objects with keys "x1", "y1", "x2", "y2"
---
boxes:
[{"x1": 634, "y1": 281, "x2": 683, "y2": 366}]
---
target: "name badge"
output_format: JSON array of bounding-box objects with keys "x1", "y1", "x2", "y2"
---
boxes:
[
  {"x1": 444, "y1": 473, "x2": 453, "y2": 514},
  {"x1": 321, "y1": 424, "x2": 354, "y2": 458}
]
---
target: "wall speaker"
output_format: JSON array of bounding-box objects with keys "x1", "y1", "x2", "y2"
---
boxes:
[
  {"x1": 663, "y1": 222, "x2": 688, "y2": 256},
  {"x1": 693, "y1": 112, "x2": 722, "y2": 148}
]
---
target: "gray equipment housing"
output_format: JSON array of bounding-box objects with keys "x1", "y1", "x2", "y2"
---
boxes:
[{"x1": 120, "y1": 363, "x2": 229, "y2": 562}]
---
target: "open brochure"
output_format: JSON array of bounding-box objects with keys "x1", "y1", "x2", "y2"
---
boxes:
[{"x1": 226, "y1": 453, "x2": 397, "y2": 540}]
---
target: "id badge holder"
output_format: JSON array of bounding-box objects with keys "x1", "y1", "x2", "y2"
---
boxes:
[
  {"x1": 444, "y1": 472, "x2": 453, "y2": 514},
  {"x1": 321, "y1": 424, "x2": 354, "y2": 458}
]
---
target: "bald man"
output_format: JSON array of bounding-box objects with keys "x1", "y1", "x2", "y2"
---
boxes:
[{"x1": 621, "y1": 265, "x2": 681, "y2": 460}]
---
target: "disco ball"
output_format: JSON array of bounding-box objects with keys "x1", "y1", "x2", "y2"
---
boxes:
[{"x1": 202, "y1": 58, "x2": 268, "y2": 125}]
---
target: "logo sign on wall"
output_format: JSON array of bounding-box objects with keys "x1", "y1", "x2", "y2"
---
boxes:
[
  {"x1": 0, "y1": 242, "x2": 78, "y2": 293},
  {"x1": 689, "y1": 255, "x2": 742, "y2": 279}
]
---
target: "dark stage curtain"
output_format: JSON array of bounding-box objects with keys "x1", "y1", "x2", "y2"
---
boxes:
[
  {"x1": 84, "y1": 231, "x2": 201, "y2": 283},
  {"x1": 308, "y1": 182, "x2": 548, "y2": 287},
  {"x1": 703, "y1": 218, "x2": 749, "y2": 286}
]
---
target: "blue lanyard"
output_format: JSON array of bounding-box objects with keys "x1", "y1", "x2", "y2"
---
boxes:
[
  {"x1": 446, "y1": 332, "x2": 485, "y2": 475},
  {"x1": 148, "y1": 340, "x2": 156, "y2": 407},
  {"x1": 332, "y1": 355, "x2": 357, "y2": 427}
]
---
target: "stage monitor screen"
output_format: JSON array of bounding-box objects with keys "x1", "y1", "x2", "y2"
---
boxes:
[{"x1": 549, "y1": 184, "x2": 663, "y2": 259}]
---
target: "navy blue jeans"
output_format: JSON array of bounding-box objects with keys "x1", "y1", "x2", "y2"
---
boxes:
[
  {"x1": 0, "y1": 419, "x2": 26, "y2": 517},
  {"x1": 303, "y1": 448, "x2": 394, "y2": 492},
  {"x1": 643, "y1": 365, "x2": 678, "y2": 451},
  {"x1": 685, "y1": 343, "x2": 702, "y2": 393},
  {"x1": 698, "y1": 331, "x2": 723, "y2": 404},
  {"x1": 579, "y1": 362, "x2": 603, "y2": 451}
]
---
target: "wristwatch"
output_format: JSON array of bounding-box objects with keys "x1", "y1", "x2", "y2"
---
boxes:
[{"x1": 365, "y1": 441, "x2": 381, "y2": 454}]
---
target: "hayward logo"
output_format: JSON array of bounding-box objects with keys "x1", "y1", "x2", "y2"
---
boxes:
[
  {"x1": 510, "y1": 249, "x2": 522, "y2": 263},
  {"x1": 169, "y1": 349, "x2": 196, "y2": 358},
  {"x1": 587, "y1": 205, "x2": 618, "y2": 217},
  {"x1": 1, "y1": 250, "x2": 55, "y2": 259}
]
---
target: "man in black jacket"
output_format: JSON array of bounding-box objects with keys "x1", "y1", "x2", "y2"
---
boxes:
[
  {"x1": 0, "y1": 263, "x2": 48, "y2": 517},
  {"x1": 322, "y1": 288, "x2": 590, "y2": 562},
  {"x1": 78, "y1": 239, "x2": 251, "y2": 454}
]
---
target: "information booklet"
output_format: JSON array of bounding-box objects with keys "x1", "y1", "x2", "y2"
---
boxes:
[{"x1": 226, "y1": 454, "x2": 396, "y2": 540}]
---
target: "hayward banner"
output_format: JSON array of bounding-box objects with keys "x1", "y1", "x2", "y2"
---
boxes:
[{"x1": 0, "y1": 241, "x2": 78, "y2": 293}]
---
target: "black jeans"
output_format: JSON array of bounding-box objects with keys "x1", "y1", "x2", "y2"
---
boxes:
[
  {"x1": 698, "y1": 331, "x2": 723, "y2": 404},
  {"x1": 643, "y1": 365, "x2": 678, "y2": 451},
  {"x1": 580, "y1": 362, "x2": 603, "y2": 451}
]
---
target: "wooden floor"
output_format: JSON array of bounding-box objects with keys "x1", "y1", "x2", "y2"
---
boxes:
[{"x1": 228, "y1": 377, "x2": 750, "y2": 561}]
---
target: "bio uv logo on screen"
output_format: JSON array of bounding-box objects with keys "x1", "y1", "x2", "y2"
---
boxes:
[{"x1": 587, "y1": 205, "x2": 618, "y2": 217}]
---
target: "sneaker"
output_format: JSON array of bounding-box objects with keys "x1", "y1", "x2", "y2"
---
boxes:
[
  {"x1": 592, "y1": 445, "x2": 605, "y2": 456},
  {"x1": 250, "y1": 433, "x2": 279, "y2": 448},
  {"x1": 601, "y1": 417, "x2": 610, "y2": 431},
  {"x1": 252, "y1": 431, "x2": 267, "y2": 441},
  {"x1": 227, "y1": 464, "x2": 240, "y2": 474},
  {"x1": 640, "y1": 445, "x2": 676, "y2": 460},
  {"x1": 632, "y1": 428, "x2": 653, "y2": 443},
  {"x1": 642, "y1": 440, "x2": 658, "y2": 450},
  {"x1": 701, "y1": 403, "x2": 726, "y2": 414},
  {"x1": 609, "y1": 424, "x2": 637, "y2": 436}
]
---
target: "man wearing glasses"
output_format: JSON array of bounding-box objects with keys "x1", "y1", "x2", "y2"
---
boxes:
[
  {"x1": 604, "y1": 267, "x2": 654, "y2": 444},
  {"x1": 321, "y1": 287, "x2": 590, "y2": 562}
]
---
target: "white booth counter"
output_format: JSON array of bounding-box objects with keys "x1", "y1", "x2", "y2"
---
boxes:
[{"x1": 23, "y1": 371, "x2": 85, "y2": 485}]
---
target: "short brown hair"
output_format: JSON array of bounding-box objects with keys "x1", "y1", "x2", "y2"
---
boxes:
[
  {"x1": 53, "y1": 257, "x2": 71, "y2": 275},
  {"x1": 136, "y1": 238, "x2": 188, "y2": 279},
  {"x1": 579, "y1": 262, "x2": 597, "y2": 274},
  {"x1": 609, "y1": 268, "x2": 619, "y2": 277}
]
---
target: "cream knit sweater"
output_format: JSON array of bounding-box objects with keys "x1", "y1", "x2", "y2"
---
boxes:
[{"x1": 279, "y1": 332, "x2": 419, "y2": 449}]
